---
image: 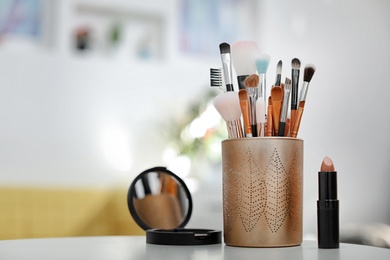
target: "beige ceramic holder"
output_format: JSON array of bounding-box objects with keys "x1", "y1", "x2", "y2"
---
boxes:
[{"x1": 222, "y1": 137, "x2": 303, "y2": 247}]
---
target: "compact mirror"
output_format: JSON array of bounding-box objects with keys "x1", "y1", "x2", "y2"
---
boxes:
[
  {"x1": 127, "y1": 167, "x2": 192, "y2": 230},
  {"x1": 127, "y1": 166, "x2": 221, "y2": 245}
]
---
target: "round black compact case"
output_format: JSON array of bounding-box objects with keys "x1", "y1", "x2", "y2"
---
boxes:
[{"x1": 127, "y1": 166, "x2": 221, "y2": 245}]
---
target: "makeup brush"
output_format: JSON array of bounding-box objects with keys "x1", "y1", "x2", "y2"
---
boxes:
[
  {"x1": 279, "y1": 78, "x2": 291, "y2": 136},
  {"x1": 210, "y1": 68, "x2": 225, "y2": 91},
  {"x1": 213, "y1": 91, "x2": 244, "y2": 139},
  {"x1": 231, "y1": 41, "x2": 259, "y2": 90},
  {"x1": 271, "y1": 85, "x2": 283, "y2": 136},
  {"x1": 267, "y1": 96, "x2": 273, "y2": 136},
  {"x1": 256, "y1": 98, "x2": 266, "y2": 137},
  {"x1": 275, "y1": 60, "x2": 283, "y2": 86},
  {"x1": 239, "y1": 89, "x2": 252, "y2": 137},
  {"x1": 290, "y1": 58, "x2": 301, "y2": 130},
  {"x1": 291, "y1": 65, "x2": 316, "y2": 138},
  {"x1": 219, "y1": 42, "x2": 234, "y2": 92},
  {"x1": 255, "y1": 53, "x2": 270, "y2": 102},
  {"x1": 244, "y1": 74, "x2": 259, "y2": 137}
]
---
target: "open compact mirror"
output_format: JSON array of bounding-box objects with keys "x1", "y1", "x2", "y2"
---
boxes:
[{"x1": 127, "y1": 167, "x2": 221, "y2": 245}]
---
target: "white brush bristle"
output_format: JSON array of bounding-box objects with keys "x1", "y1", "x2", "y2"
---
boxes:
[
  {"x1": 231, "y1": 41, "x2": 259, "y2": 76},
  {"x1": 213, "y1": 91, "x2": 241, "y2": 122},
  {"x1": 255, "y1": 98, "x2": 266, "y2": 123}
]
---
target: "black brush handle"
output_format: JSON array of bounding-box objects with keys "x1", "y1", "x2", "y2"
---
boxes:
[
  {"x1": 237, "y1": 75, "x2": 248, "y2": 90},
  {"x1": 226, "y1": 84, "x2": 234, "y2": 92},
  {"x1": 291, "y1": 69, "x2": 300, "y2": 109},
  {"x1": 251, "y1": 125, "x2": 257, "y2": 137},
  {"x1": 275, "y1": 74, "x2": 281, "y2": 87},
  {"x1": 278, "y1": 122, "x2": 286, "y2": 136}
]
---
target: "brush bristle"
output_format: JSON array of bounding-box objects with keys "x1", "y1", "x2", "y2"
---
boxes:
[
  {"x1": 238, "y1": 89, "x2": 248, "y2": 101},
  {"x1": 304, "y1": 65, "x2": 316, "y2": 82},
  {"x1": 210, "y1": 68, "x2": 222, "y2": 87},
  {"x1": 284, "y1": 79, "x2": 292, "y2": 92},
  {"x1": 244, "y1": 74, "x2": 259, "y2": 88},
  {"x1": 231, "y1": 41, "x2": 259, "y2": 75},
  {"x1": 276, "y1": 60, "x2": 283, "y2": 74},
  {"x1": 213, "y1": 92, "x2": 241, "y2": 122},
  {"x1": 291, "y1": 58, "x2": 301, "y2": 70},
  {"x1": 256, "y1": 54, "x2": 270, "y2": 74},
  {"x1": 284, "y1": 77, "x2": 292, "y2": 85},
  {"x1": 219, "y1": 42, "x2": 230, "y2": 54}
]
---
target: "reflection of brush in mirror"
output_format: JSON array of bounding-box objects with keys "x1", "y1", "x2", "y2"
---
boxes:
[
  {"x1": 213, "y1": 91, "x2": 243, "y2": 139},
  {"x1": 244, "y1": 74, "x2": 259, "y2": 137},
  {"x1": 231, "y1": 41, "x2": 259, "y2": 90},
  {"x1": 291, "y1": 65, "x2": 316, "y2": 138},
  {"x1": 219, "y1": 42, "x2": 234, "y2": 92},
  {"x1": 239, "y1": 89, "x2": 252, "y2": 137}
]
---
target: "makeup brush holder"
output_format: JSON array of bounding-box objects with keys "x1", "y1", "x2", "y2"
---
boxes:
[{"x1": 222, "y1": 137, "x2": 303, "y2": 247}]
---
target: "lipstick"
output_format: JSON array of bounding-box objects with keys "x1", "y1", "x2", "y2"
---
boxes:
[{"x1": 317, "y1": 156, "x2": 339, "y2": 248}]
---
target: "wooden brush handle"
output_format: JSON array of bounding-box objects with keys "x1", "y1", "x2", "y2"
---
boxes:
[
  {"x1": 278, "y1": 122, "x2": 286, "y2": 136},
  {"x1": 290, "y1": 110, "x2": 297, "y2": 132},
  {"x1": 241, "y1": 102, "x2": 252, "y2": 137},
  {"x1": 272, "y1": 101, "x2": 282, "y2": 135},
  {"x1": 267, "y1": 105, "x2": 273, "y2": 136},
  {"x1": 291, "y1": 106, "x2": 304, "y2": 138}
]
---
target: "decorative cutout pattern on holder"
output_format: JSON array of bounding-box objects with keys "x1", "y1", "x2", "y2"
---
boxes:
[
  {"x1": 223, "y1": 156, "x2": 241, "y2": 232},
  {"x1": 264, "y1": 148, "x2": 291, "y2": 233},
  {"x1": 238, "y1": 148, "x2": 266, "y2": 232},
  {"x1": 287, "y1": 150, "x2": 302, "y2": 231},
  {"x1": 223, "y1": 147, "x2": 300, "y2": 234}
]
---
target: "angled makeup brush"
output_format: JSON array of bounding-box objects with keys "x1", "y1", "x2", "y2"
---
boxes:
[
  {"x1": 271, "y1": 85, "x2": 283, "y2": 136},
  {"x1": 219, "y1": 42, "x2": 234, "y2": 92},
  {"x1": 210, "y1": 68, "x2": 225, "y2": 91},
  {"x1": 267, "y1": 96, "x2": 273, "y2": 136},
  {"x1": 291, "y1": 65, "x2": 316, "y2": 138},
  {"x1": 239, "y1": 89, "x2": 252, "y2": 137},
  {"x1": 290, "y1": 58, "x2": 301, "y2": 130},
  {"x1": 275, "y1": 60, "x2": 283, "y2": 86},
  {"x1": 244, "y1": 74, "x2": 259, "y2": 137},
  {"x1": 279, "y1": 78, "x2": 291, "y2": 136},
  {"x1": 256, "y1": 53, "x2": 270, "y2": 102},
  {"x1": 231, "y1": 41, "x2": 259, "y2": 90},
  {"x1": 256, "y1": 98, "x2": 266, "y2": 137},
  {"x1": 213, "y1": 91, "x2": 244, "y2": 139}
]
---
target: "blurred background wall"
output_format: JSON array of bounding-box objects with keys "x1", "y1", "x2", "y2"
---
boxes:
[{"x1": 0, "y1": 0, "x2": 389, "y2": 246}]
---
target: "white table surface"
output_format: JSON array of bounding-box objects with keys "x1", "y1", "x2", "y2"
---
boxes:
[{"x1": 0, "y1": 236, "x2": 389, "y2": 260}]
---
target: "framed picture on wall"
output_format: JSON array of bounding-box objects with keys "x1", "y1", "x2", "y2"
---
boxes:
[
  {"x1": 0, "y1": 0, "x2": 56, "y2": 49},
  {"x1": 178, "y1": 0, "x2": 259, "y2": 57}
]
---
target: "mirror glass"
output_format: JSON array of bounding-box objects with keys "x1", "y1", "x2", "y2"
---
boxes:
[{"x1": 127, "y1": 167, "x2": 192, "y2": 230}]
